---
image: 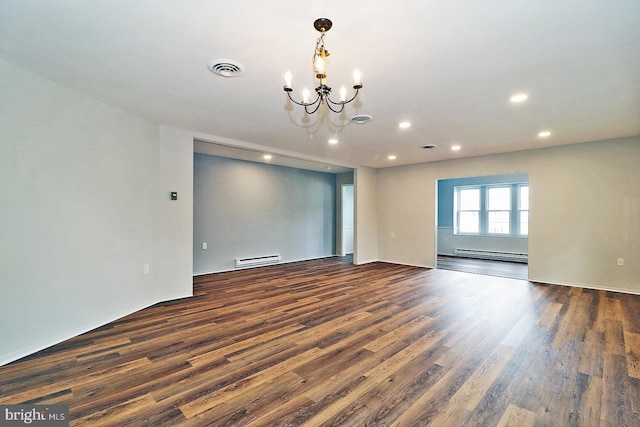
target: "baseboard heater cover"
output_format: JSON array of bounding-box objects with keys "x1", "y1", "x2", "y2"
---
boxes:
[
  {"x1": 235, "y1": 254, "x2": 281, "y2": 268},
  {"x1": 453, "y1": 248, "x2": 528, "y2": 263}
]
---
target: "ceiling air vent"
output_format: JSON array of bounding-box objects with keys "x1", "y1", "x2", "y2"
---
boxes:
[
  {"x1": 421, "y1": 144, "x2": 437, "y2": 150},
  {"x1": 351, "y1": 114, "x2": 373, "y2": 124},
  {"x1": 207, "y1": 59, "x2": 245, "y2": 78}
]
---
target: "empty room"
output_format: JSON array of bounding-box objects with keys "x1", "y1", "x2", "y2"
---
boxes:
[{"x1": 1, "y1": 1, "x2": 639, "y2": 426}]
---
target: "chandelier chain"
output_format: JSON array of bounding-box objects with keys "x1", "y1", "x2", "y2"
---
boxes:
[{"x1": 313, "y1": 33, "x2": 327, "y2": 66}]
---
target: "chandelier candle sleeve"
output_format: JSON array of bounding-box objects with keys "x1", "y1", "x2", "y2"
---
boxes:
[
  {"x1": 283, "y1": 18, "x2": 363, "y2": 114},
  {"x1": 284, "y1": 71, "x2": 292, "y2": 90},
  {"x1": 353, "y1": 69, "x2": 362, "y2": 87}
]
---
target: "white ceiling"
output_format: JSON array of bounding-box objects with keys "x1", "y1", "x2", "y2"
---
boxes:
[{"x1": 1, "y1": 1, "x2": 639, "y2": 169}]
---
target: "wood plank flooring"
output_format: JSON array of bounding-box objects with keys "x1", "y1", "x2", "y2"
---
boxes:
[
  {"x1": 1, "y1": 257, "x2": 640, "y2": 426},
  {"x1": 437, "y1": 255, "x2": 528, "y2": 281}
]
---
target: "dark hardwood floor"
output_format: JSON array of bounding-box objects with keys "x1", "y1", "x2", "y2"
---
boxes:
[
  {"x1": 1, "y1": 257, "x2": 639, "y2": 426},
  {"x1": 437, "y1": 255, "x2": 528, "y2": 280}
]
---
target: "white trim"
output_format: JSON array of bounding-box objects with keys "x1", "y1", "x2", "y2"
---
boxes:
[
  {"x1": 528, "y1": 277, "x2": 640, "y2": 296},
  {"x1": 193, "y1": 255, "x2": 342, "y2": 276}
]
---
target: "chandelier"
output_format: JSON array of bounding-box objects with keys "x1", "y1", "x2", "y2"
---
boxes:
[{"x1": 283, "y1": 18, "x2": 363, "y2": 114}]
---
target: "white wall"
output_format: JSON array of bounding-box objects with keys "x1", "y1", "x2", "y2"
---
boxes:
[
  {"x1": 377, "y1": 163, "x2": 434, "y2": 267},
  {"x1": 527, "y1": 139, "x2": 639, "y2": 291},
  {"x1": 0, "y1": 60, "x2": 193, "y2": 365},
  {"x1": 354, "y1": 166, "x2": 379, "y2": 264},
  {"x1": 157, "y1": 126, "x2": 194, "y2": 301},
  {"x1": 377, "y1": 138, "x2": 640, "y2": 294}
]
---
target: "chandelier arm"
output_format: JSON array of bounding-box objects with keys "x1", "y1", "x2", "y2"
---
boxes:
[
  {"x1": 304, "y1": 101, "x2": 324, "y2": 115},
  {"x1": 325, "y1": 87, "x2": 360, "y2": 107},
  {"x1": 324, "y1": 100, "x2": 346, "y2": 114},
  {"x1": 286, "y1": 90, "x2": 321, "y2": 108}
]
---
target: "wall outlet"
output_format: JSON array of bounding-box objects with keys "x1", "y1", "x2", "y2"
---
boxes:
[
  {"x1": 144, "y1": 264, "x2": 150, "y2": 274},
  {"x1": 617, "y1": 258, "x2": 624, "y2": 266},
  {"x1": 202, "y1": 242, "x2": 207, "y2": 250},
  {"x1": 390, "y1": 232, "x2": 395, "y2": 238}
]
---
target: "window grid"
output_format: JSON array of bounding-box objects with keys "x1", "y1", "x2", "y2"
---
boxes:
[
  {"x1": 454, "y1": 183, "x2": 528, "y2": 237},
  {"x1": 487, "y1": 186, "x2": 511, "y2": 234},
  {"x1": 457, "y1": 188, "x2": 480, "y2": 233}
]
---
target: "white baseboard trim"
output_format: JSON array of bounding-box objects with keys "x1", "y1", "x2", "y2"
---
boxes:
[
  {"x1": 528, "y1": 277, "x2": 640, "y2": 296},
  {"x1": 193, "y1": 254, "x2": 343, "y2": 276}
]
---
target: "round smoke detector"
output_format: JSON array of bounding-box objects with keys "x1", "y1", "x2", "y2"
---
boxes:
[
  {"x1": 351, "y1": 114, "x2": 373, "y2": 124},
  {"x1": 207, "y1": 59, "x2": 245, "y2": 77}
]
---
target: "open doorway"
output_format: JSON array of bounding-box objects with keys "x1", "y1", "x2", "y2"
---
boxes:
[
  {"x1": 436, "y1": 173, "x2": 529, "y2": 280},
  {"x1": 341, "y1": 184, "x2": 354, "y2": 256}
]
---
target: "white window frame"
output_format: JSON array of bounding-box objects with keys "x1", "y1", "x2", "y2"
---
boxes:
[
  {"x1": 518, "y1": 184, "x2": 529, "y2": 236},
  {"x1": 486, "y1": 186, "x2": 511, "y2": 235},
  {"x1": 455, "y1": 187, "x2": 481, "y2": 234},
  {"x1": 454, "y1": 183, "x2": 528, "y2": 237}
]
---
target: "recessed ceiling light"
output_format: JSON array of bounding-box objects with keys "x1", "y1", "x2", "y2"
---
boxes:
[
  {"x1": 451, "y1": 145, "x2": 461, "y2": 151},
  {"x1": 398, "y1": 121, "x2": 411, "y2": 129},
  {"x1": 538, "y1": 131, "x2": 551, "y2": 137},
  {"x1": 510, "y1": 93, "x2": 528, "y2": 103},
  {"x1": 328, "y1": 138, "x2": 338, "y2": 145},
  {"x1": 388, "y1": 155, "x2": 397, "y2": 160},
  {"x1": 263, "y1": 154, "x2": 272, "y2": 160}
]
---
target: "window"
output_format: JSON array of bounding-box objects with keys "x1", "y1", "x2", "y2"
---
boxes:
[
  {"x1": 487, "y1": 187, "x2": 511, "y2": 234},
  {"x1": 457, "y1": 188, "x2": 480, "y2": 233},
  {"x1": 454, "y1": 183, "x2": 529, "y2": 237},
  {"x1": 519, "y1": 185, "x2": 529, "y2": 235}
]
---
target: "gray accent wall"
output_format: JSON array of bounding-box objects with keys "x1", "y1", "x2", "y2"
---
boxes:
[{"x1": 193, "y1": 154, "x2": 337, "y2": 274}]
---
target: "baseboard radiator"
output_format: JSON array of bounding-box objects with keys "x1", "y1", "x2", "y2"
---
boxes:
[
  {"x1": 453, "y1": 248, "x2": 528, "y2": 263},
  {"x1": 235, "y1": 254, "x2": 281, "y2": 269}
]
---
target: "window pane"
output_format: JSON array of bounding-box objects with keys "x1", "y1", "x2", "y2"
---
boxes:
[
  {"x1": 488, "y1": 211, "x2": 510, "y2": 234},
  {"x1": 459, "y1": 211, "x2": 479, "y2": 233},
  {"x1": 487, "y1": 187, "x2": 511, "y2": 210},
  {"x1": 459, "y1": 188, "x2": 480, "y2": 210},
  {"x1": 520, "y1": 186, "x2": 529, "y2": 210},
  {"x1": 520, "y1": 211, "x2": 529, "y2": 235}
]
